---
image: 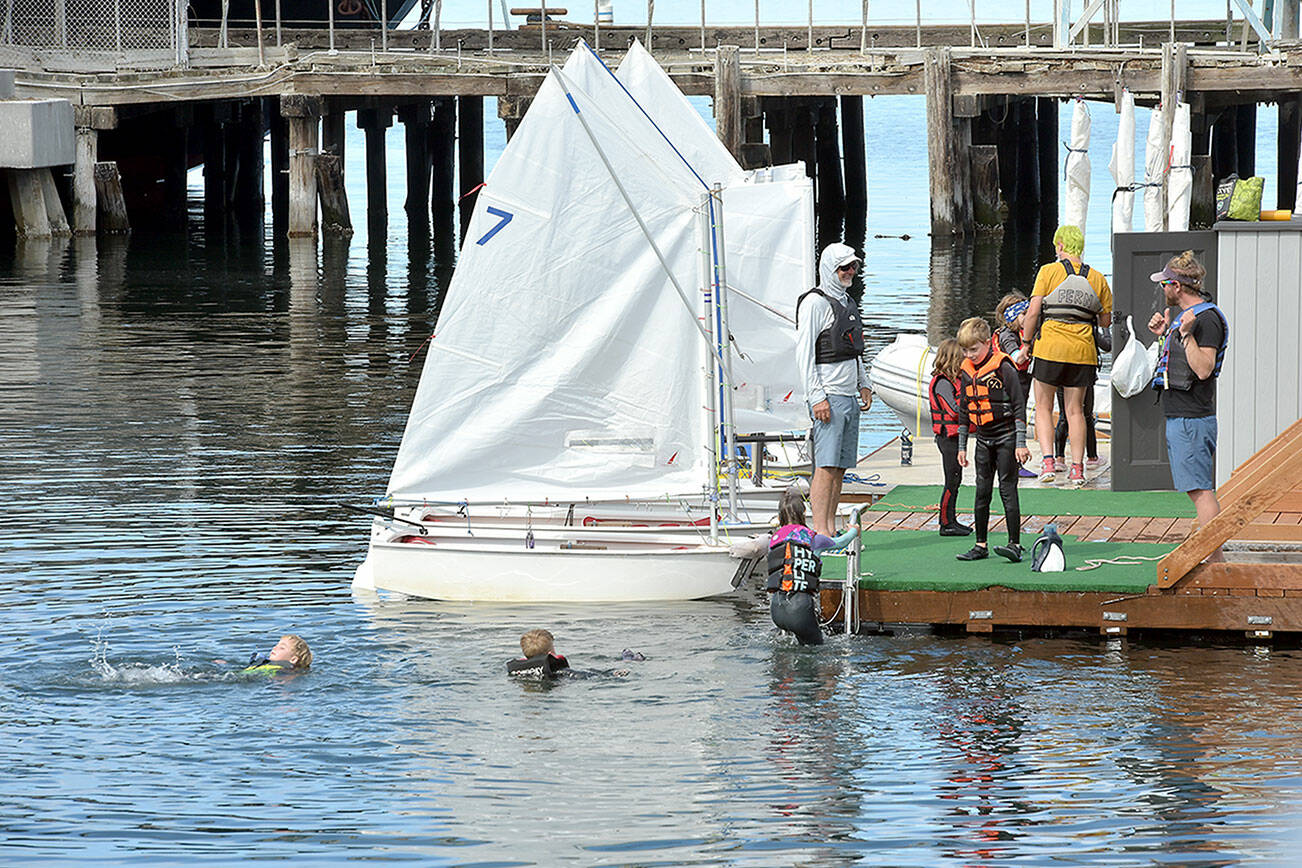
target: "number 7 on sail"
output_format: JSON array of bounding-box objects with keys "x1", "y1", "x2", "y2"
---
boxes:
[{"x1": 475, "y1": 206, "x2": 514, "y2": 246}]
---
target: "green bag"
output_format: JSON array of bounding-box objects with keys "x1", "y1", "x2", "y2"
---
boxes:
[{"x1": 1227, "y1": 176, "x2": 1264, "y2": 221}]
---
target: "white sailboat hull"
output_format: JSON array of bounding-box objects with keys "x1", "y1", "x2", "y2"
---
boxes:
[
  {"x1": 357, "y1": 535, "x2": 742, "y2": 603},
  {"x1": 869, "y1": 333, "x2": 1112, "y2": 436}
]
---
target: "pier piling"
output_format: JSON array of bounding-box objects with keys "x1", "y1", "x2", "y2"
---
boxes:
[
  {"x1": 93, "y1": 162, "x2": 130, "y2": 233},
  {"x1": 458, "y1": 96, "x2": 484, "y2": 243},
  {"x1": 399, "y1": 101, "x2": 432, "y2": 239},
  {"x1": 713, "y1": 45, "x2": 742, "y2": 160},
  {"x1": 282, "y1": 94, "x2": 321, "y2": 239},
  {"x1": 358, "y1": 106, "x2": 392, "y2": 236},
  {"x1": 1035, "y1": 97, "x2": 1057, "y2": 228},
  {"x1": 925, "y1": 47, "x2": 972, "y2": 236},
  {"x1": 841, "y1": 96, "x2": 867, "y2": 241},
  {"x1": 429, "y1": 96, "x2": 457, "y2": 246},
  {"x1": 1277, "y1": 94, "x2": 1300, "y2": 211},
  {"x1": 270, "y1": 103, "x2": 289, "y2": 237}
]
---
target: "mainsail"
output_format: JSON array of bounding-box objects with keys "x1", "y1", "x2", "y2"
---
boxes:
[
  {"x1": 387, "y1": 60, "x2": 713, "y2": 503},
  {"x1": 386, "y1": 45, "x2": 813, "y2": 505}
]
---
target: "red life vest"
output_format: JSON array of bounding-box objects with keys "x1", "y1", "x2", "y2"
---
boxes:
[
  {"x1": 960, "y1": 350, "x2": 1015, "y2": 428},
  {"x1": 928, "y1": 374, "x2": 962, "y2": 437}
]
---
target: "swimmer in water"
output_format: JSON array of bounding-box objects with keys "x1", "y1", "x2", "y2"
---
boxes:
[
  {"x1": 242, "y1": 634, "x2": 312, "y2": 675},
  {"x1": 507, "y1": 629, "x2": 570, "y2": 677}
]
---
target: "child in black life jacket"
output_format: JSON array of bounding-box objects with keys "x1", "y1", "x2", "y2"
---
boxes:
[
  {"x1": 954, "y1": 316, "x2": 1029, "y2": 563},
  {"x1": 507, "y1": 629, "x2": 570, "y2": 677},
  {"x1": 927, "y1": 339, "x2": 971, "y2": 536},
  {"x1": 993, "y1": 293, "x2": 1035, "y2": 478},
  {"x1": 763, "y1": 488, "x2": 858, "y2": 646}
]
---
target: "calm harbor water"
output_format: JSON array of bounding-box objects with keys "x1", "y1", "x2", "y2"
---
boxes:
[{"x1": 1, "y1": 91, "x2": 1298, "y2": 865}]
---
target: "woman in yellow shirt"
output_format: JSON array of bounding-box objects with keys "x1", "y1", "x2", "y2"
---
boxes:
[{"x1": 1020, "y1": 225, "x2": 1112, "y2": 487}]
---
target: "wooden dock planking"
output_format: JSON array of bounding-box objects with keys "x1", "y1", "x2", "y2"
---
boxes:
[
  {"x1": 1110, "y1": 516, "x2": 1153, "y2": 543},
  {"x1": 1135, "y1": 517, "x2": 1177, "y2": 543}
]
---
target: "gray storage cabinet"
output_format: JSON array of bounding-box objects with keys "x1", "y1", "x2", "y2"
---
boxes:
[{"x1": 1215, "y1": 222, "x2": 1302, "y2": 486}]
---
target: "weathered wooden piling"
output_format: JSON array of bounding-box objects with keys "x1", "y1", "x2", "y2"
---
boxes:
[
  {"x1": 322, "y1": 99, "x2": 346, "y2": 159},
  {"x1": 6, "y1": 169, "x2": 51, "y2": 237},
  {"x1": 1035, "y1": 97, "x2": 1057, "y2": 226},
  {"x1": 429, "y1": 96, "x2": 457, "y2": 244},
  {"x1": 357, "y1": 106, "x2": 392, "y2": 234},
  {"x1": 714, "y1": 45, "x2": 742, "y2": 161},
  {"x1": 316, "y1": 154, "x2": 352, "y2": 235},
  {"x1": 970, "y1": 144, "x2": 1005, "y2": 227},
  {"x1": 458, "y1": 96, "x2": 484, "y2": 242},
  {"x1": 815, "y1": 99, "x2": 845, "y2": 244},
  {"x1": 282, "y1": 94, "x2": 321, "y2": 239},
  {"x1": 763, "y1": 99, "x2": 793, "y2": 165},
  {"x1": 70, "y1": 105, "x2": 110, "y2": 235},
  {"x1": 270, "y1": 102, "x2": 289, "y2": 237},
  {"x1": 201, "y1": 103, "x2": 228, "y2": 231},
  {"x1": 841, "y1": 96, "x2": 867, "y2": 240},
  {"x1": 93, "y1": 162, "x2": 130, "y2": 232},
  {"x1": 232, "y1": 100, "x2": 266, "y2": 229},
  {"x1": 399, "y1": 102, "x2": 432, "y2": 238},
  {"x1": 161, "y1": 107, "x2": 190, "y2": 225},
  {"x1": 497, "y1": 96, "x2": 532, "y2": 141},
  {"x1": 925, "y1": 47, "x2": 972, "y2": 235},
  {"x1": 1277, "y1": 94, "x2": 1300, "y2": 211},
  {"x1": 1236, "y1": 102, "x2": 1257, "y2": 178}
]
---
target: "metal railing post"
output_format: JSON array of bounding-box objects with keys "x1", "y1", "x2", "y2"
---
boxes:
[
  {"x1": 329, "y1": 0, "x2": 337, "y2": 53},
  {"x1": 275, "y1": 0, "x2": 282, "y2": 46},
  {"x1": 382, "y1": 0, "x2": 388, "y2": 52},
  {"x1": 916, "y1": 0, "x2": 922, "y2": 47},
  {"x1": 700, "y1": 0, "x2": 706, "y2": 53},
  {"x1": 1026, "y1": 0, "x2": 1031, "y2": 46},
  {"x1": 115, "y1": 0, "x2": 123, "y2": 51},
  {"x1": 219, "y1": 0, "x2": 229, "y2": 49},
  {"x1": 807, "y1": 0, "x2": 813, "y2": 52},
  {"x1": 861, "y1": 0, "x2": 869, "y2": 54},
  {"x1": 593, "y1": 0, "x2": 598, "y2": 51},
  {"x1": 646, "y1": 0, "x2": 654, "y2": 48},
  {"x1": 253, "y1": 0, "x2": 265, "y2": 64},
  {"x1": 2, "y1": 0, "x2": 12, "y2": 46},
  {"x1": 540, "y1": 0, "x2": 547, "y2": 53},
  {"x1": 488, "y1": 0, "x2": 494, "y2": 53},
  {"x1": 844, "y1": 507, "x2": 862, "y2": 636}
]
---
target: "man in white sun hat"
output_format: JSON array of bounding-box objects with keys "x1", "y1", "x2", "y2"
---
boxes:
[{"x1": 795, "y1": 242, "x2": 873, "y2": 537}]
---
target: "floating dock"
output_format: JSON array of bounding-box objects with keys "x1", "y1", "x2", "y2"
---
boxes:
[{"x1": 820, "y1": 423, "x2": 1302, "y2": 640}]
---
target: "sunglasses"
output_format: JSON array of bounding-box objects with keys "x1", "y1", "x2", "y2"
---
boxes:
[
  {"x1": 1159, "y1": 279, "x2": 1180, "y2": 288},
  {"x1": 836, "y1": 263, "x2": 859, "y2": 273}
]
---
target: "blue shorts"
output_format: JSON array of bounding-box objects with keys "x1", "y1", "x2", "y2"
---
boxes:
[
  {"x1": 811, "y1": 393, "x2": 861, "y2": 469},
  {"x1": 1166, "y1": 416, "x2": 1217, "y2": 492}
]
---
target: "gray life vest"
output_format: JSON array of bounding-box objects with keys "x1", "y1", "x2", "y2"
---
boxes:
[
  {"x1": 796, "y1": 289, "x2": 866, "y2": 364},
  {"x1": 1041, "y1": 261, "x2": 1103, "y2": 325}
]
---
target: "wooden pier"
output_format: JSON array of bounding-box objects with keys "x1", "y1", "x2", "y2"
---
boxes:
[{"x1": 4, "y1": 14, "x2": 1302, "y2": 243}]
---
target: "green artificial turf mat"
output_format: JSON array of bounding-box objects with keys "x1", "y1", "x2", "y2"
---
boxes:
[
  {"x1": 866, "y1": 484, "x2": 1195, "y2": 519},
  {"x1": 820, "y1": 530, "x2": 1172, "y2": 593}
]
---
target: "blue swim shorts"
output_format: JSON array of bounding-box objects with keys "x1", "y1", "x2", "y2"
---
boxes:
[
  {"x1": 1166, "y1": 415, "x2": 1217, "y2": 492},
  {"x1": 811, "y1": 393, "x2": 861, "y2": 469}
]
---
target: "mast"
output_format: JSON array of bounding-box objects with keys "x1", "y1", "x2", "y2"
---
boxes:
[
  {"x1": 708, "y1": 184, "x2": 740, "y2": 519},
  {"x1": 698, "y1": 196, "x2": 721, "y2": 544}
]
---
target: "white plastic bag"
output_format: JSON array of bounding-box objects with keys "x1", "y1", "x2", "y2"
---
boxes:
[{"x1": 1111, "y1": 316, "x2": 1157, "y2": 398}]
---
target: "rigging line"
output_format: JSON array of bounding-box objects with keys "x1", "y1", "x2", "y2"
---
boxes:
[
  {"x1": 580, "y1": 40, "x2": 710, "y2": 191},
  {"x1": 726, "y1": 283, "x2": 795, "y2": 324},
  {"x1": 553, "y1": 65, "x2": 721, "y2": 361}
]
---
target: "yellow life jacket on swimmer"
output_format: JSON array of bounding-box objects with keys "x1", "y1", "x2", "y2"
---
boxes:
[
  {"x1": 241, "y1": 654, "x2": 295, "y2": 676},
  {"x1": 959, "y1": 350, "x2": 1015, "y2": 428}
]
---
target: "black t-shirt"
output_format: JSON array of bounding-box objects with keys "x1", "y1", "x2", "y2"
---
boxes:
[{"x1": 1162, "y1": 306, "x2": 1225, "y2": 419}]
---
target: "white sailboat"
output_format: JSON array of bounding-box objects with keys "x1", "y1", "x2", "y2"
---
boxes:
[{"x1": 353, "y1": 43, "x2": 815, "y2": 602}]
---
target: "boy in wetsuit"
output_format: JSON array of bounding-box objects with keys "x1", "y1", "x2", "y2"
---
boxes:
[
  {"x1": 243, "y1": 634, "x2": 312, "y2": 674},
  {"x1": 507, "y1": 629, "x2": 570, "y2": 677},
  {"x1": 954, "y1": 317, "x2": 1029, "y2": 563}
]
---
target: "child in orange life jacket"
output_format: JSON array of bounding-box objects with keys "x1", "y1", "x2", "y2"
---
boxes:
[
  {"x1": 927, "y1": 339, "x2": 971, "y2": 537},
  {"x1": 954, "y1": 316, "x2": 1030, "y2": 563},
  {"x1": 993, "y1": 293, "x2": 1036, "y2": 479},
  {"x1": 763, "y1": 487, "x2": 859, "y2": 645}
]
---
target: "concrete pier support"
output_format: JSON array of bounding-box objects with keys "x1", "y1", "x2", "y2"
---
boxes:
[
  {"x1": 458, "y1": 96, "x2": 484, "y2": 243},
  {"x1": 713, "y1": 45, "x2": 742, "y2": 160},
  {"x1": 358, "y1": 106, "x2": 392, "y2": 234},
  {"x1": 282, "y1": 94, "x2": 321, "y2": 239},
  {"x1": 925, "y1": 47, "x2": 972, "y2": 236},
  {"x1": 7, "y1": 169, "x2": 51, "y2": 237}
]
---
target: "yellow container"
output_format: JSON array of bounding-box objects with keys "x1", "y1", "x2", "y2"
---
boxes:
[{"x1": 1260, "y1": 209, "x2": 1293, "y2": 221}]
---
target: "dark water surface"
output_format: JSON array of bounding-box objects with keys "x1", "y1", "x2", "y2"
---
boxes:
[{"x1": 2, "y1": 96, "x2": 1299, "y2": 864}]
